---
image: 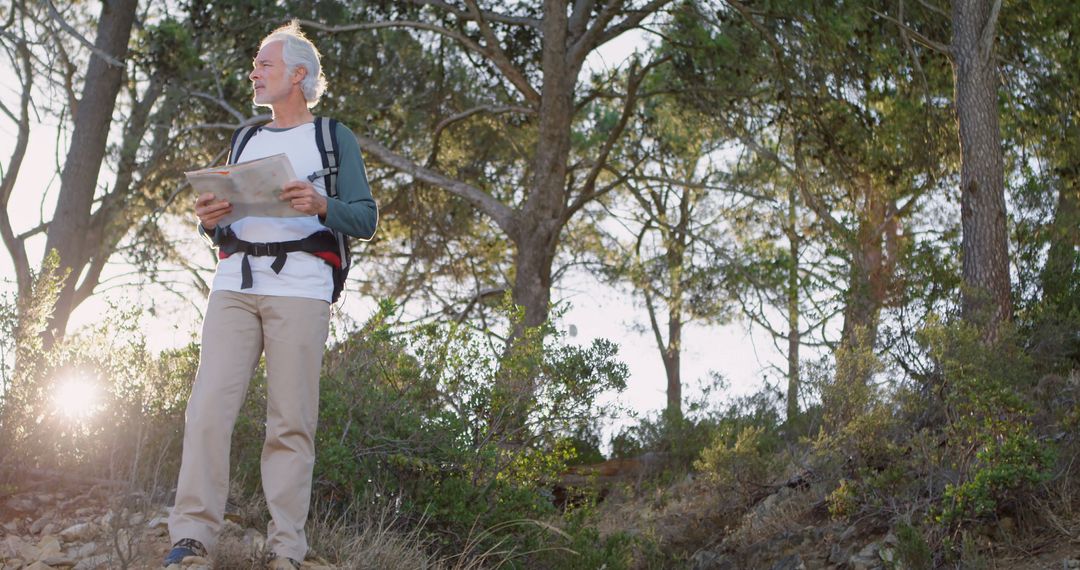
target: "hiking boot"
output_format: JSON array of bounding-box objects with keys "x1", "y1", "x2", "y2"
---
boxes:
[
  {"x1": 162, "y1": 538, "x2": 207, "y2": 566},
  {"x1": 265, "y1": 554, "x2": 302, "y2": 569}
]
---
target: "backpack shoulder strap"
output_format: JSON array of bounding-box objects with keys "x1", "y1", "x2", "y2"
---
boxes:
[
  {"x1": 228, "y1": 124, "x2": 260, "y2": 165},
  {"x1": 311, "y1": 116, "x2": 340, "y2": 197}
]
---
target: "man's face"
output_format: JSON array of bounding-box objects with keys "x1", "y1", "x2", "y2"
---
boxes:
[{"x1": 249, "y1": 41, "x2": 303, "y2": 106}]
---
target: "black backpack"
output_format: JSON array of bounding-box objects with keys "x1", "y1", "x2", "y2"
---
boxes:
[{"x1": 227, "y1": 117, "x2": 352, "y2": 302}]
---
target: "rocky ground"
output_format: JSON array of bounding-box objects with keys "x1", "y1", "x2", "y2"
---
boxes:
[
  {"x1": 683, "y1": 485, "x2": 1080, "y2": 570},
  {"x1": 6, "y1": 471, "x2": 1080, "y2": 569},
  {"x1": 0, "y1": 479, "x2": 333, "y2": 570}
]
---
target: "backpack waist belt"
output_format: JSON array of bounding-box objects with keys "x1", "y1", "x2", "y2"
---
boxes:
[{"x1": 218, "y1": 230, "x2": 340, "y2": 290}]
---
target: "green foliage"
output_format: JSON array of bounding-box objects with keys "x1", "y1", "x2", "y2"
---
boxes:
[
  {"x1": 819, "y1": 328, "x2": 884, "y2": 430},
  {"x1": 536, "y1": 506, "x2": 637, "y2": 570},
  {"x1": 891, "y1": 523, "x2": 933, "y2": 570},
  {"x1": 695, "y1": 425, "x2": 779, "y2": 497},
  {"x1": 138, "y1": 18, "x2": 199, "y2": 77},
  {"x1": 298, "y1": 299, "x2": 628, "y2": 563},
  {"x1": 939, "y1": 429, "x2": 1053, "y2": 525},
  {"x1": 919, "y1": 321, "x2": 1055, "y2": 526}
]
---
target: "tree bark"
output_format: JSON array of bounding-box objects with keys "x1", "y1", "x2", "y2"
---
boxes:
[
  {"x1": 1041, "y1": 166, "x2": 1080, "y2": 305},
  {"x1": 785, "y1": 184, "x2": 800, "y2": 421},
  {"x1": 839, "y1": 176, "x2": 892, "y2": 355},
  {"x1": 952, "y1": 0, "x2": 1011, "y2": 338},
  {"x1": 664, "y1": 317, "x2": 683, "y2": 420},
  {"x1": 41, "y1": 0, "x2": 139, "y2": 340},
  {"x1": 508, "y1": 0, "x2": 579, "y2": 330}
]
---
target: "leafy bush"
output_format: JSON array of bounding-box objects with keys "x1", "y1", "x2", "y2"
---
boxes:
[
  {"x1": 695, "y1": 425, "x2": 780, "y2": 500},
  {"x1": 306, "y1": 299, "x2": 629, "y2": 564},
  {"x1": 892, "y1": 523, "x2": 932, "y2": 570},
  {"x1": 920, "y1": 320, "x2": 1056, "y2": 526}
]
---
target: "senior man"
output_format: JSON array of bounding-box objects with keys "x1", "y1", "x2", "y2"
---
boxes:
[{"x1": 165, "y1": 21, "x2": 377, "y2": 569}]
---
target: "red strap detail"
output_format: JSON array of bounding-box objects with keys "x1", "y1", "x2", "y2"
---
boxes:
[
  {"x1": 312, "y1": 251, "x2": 341, "y2": 268},
  {"x1": 217, "y1": 248, "x2": 338, "y2": 267}
]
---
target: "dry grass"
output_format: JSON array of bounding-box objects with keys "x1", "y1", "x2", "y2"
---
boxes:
[{"x1": 307, "y1": 501, "x2": 438, "y2": 570}]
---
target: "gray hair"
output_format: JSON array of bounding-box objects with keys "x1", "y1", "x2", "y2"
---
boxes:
[{"x1": 260, "y1": 21, "x2": 327, "y2": 108}]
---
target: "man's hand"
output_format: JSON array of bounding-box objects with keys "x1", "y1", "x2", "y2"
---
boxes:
[
  {"x1": 195, "y1": 192, "x2": 232, "y2": 230},
  {"x1": 281, "y1": 180, "x2": 328, "y2": 216}
]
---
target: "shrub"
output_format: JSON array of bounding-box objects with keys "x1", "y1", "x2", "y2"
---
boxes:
[
  {"x1": 309, "y1": 299, "x2": 629, "y2": 564},
  {"x1": 920, "y1": 320, "x2": 1056, "y2": 526},
  {"x1": 695, "y1": 425, "x2": 779, "y2": 500},
  {"x1": 892, "y1": 523, "x2": 932, "y2": 570}
]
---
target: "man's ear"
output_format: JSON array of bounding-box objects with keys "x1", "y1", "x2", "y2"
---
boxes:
[{"x1": 292, "y1": 65, "x2": 307, "y2": 85}]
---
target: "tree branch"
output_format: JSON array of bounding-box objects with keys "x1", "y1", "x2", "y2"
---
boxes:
[
  {"x1": 72, "y1": 250, "x2": 108, "y2": 308},
  {"x1": 594, "y1": 0, "x2": 674, "y2": 52},
  {"x1": 353, "y1": 133, "x2": 516, "y2": 234},
  {"x1": 870, "y1": 8, "x2": 951, "y2": 56},
  {"x1": 569, "y1": 0, "x2": 622, "y2": 68},
  {"x1": 188, "y1": 91, "x2": 263, "y2": 123},
  {"x1": 568, "y1": 0, "x2": 597, "y2": 45},
  {"x1": 916, "y1": 0, "x2": 949, "y2": 18},
  {"x1": 426, "y1": 104, "x2": 535, "y2": 166},
  {"x1": 45, "y1": 0, "x2": 125, "y2": 68},
  {"x1": 406, "y1": 0, "x2": 541, "y2": 28},
  {"x1": 300, "y1": 18, "x2": 541, "y2": 104},
  {"x1": 568, "y1": 55, "x2": 669, "y2": 216},
  {"x1": 0, "y1": 37, "x2": 33, "y2": 296},
  {"x1": 979, "y1": 0, "x2": 1002, "y2": 62},
  {"x1": 463, "y1": 0, "x2": 540, "y2": 104}
]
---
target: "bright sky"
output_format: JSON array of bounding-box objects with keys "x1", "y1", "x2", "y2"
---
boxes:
[{"x1": 0, "y1": 16, "x2": 789, "y2": 431}]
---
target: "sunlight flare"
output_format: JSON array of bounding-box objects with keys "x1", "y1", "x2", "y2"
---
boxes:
[{"x1": 53, "y1": 377, "x2": 101, "y2": 420}]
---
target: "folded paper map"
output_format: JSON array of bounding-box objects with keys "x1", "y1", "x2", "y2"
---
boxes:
[{"x1": 185, "y1": 154, "x2": 302, "y2": 226}]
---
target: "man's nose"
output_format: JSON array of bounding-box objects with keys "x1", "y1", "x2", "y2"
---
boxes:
[{"x1": 249, "y1": 69, "x2": 259, "y2": 81}]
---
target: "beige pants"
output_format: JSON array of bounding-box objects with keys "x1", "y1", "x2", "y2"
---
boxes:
[{"x1": 169, "y1": 290, "x2": 330, "y2": 561}]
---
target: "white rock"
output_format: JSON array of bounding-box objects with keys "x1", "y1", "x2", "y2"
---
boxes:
[
  {"x1": 28, "y1": 514, "x2": 52, "y2": 535},
  {"x1": 68, "y1": 541, "x2": 98, "y2": 558},
  {"x1": 59, "y1": 522, "x2": 95, "y2": 541},
  {"x1": 2, "y1": 535, "x2": 25, "y2": 558},
  {"x1": 15, "y1": 539, "x2": 39, "y2": 562},
  {"x1": 36, "y1": 534, "x2": 62, "y2": 559},
  {"x1": 243, "y1": 528, "x2": 266, "y2": 552},
  {"x1": 858, "y1": 541, "x2": 880, "y2": 559}
]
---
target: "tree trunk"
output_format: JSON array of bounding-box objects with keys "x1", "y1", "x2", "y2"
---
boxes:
[
  {"x1": 664, "y1": 317, "x2": 683, "y2": 421},
  {"x1": 510, "y1": 0, "x2": 578, "y2": 331},
  {"x1": 1041, "y1": 165, "x2": 1080, "y2": 305},
  {"x1": 840, "y1": 177, "x2": 889, "y2": 355},
  {"x1": 785, "y1": 184, "x2": 800, "y2": 421},
  {"x1": 952, "y1": 0, "x2": 1011, "y2": 338},
  {"x1": 511, "y1": 229, "x2": 560, "y2": 330},
  {"x1": 42, "y1": 0, "x2": 138, "y2": 340}
]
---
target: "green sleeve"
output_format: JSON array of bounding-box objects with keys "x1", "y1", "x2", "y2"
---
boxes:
[{"x1": 322, "y1": 124, "x2": 379, "y2": 240}]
